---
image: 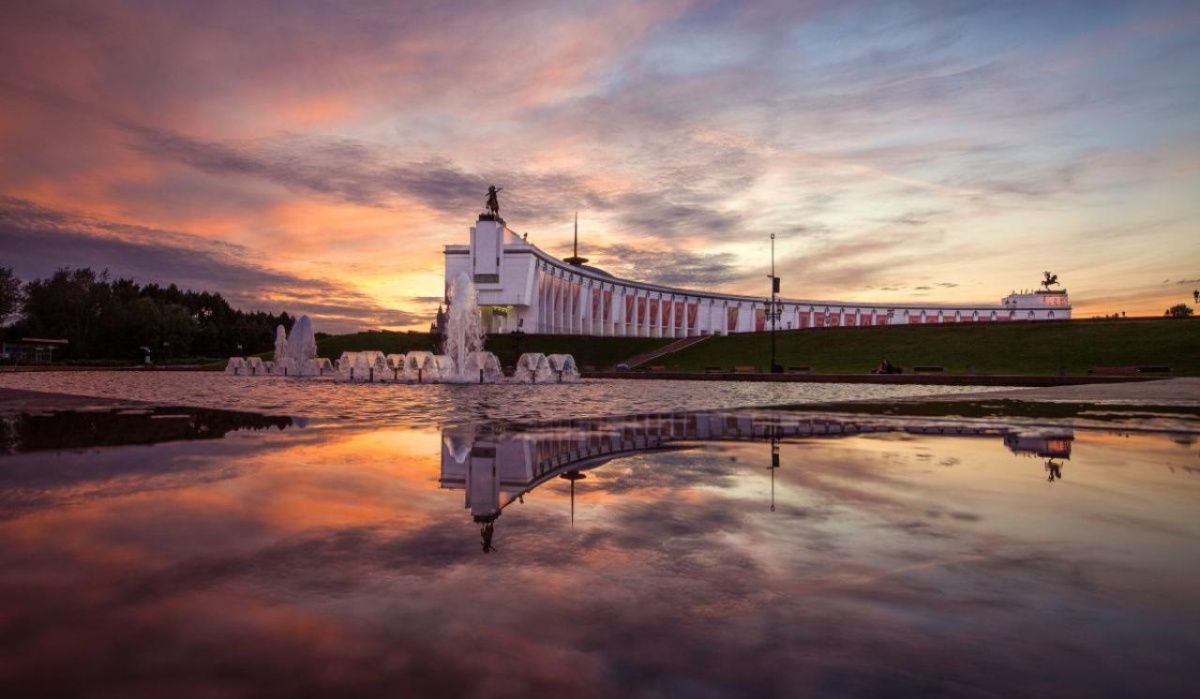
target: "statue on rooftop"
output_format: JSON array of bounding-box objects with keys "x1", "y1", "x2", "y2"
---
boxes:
[
  {"x1": 1041, "y1": 271, "x2": 1060, "y2": 290},
  {"x1": 485, "y1": 185, "x2": 502, "y2": 217}
]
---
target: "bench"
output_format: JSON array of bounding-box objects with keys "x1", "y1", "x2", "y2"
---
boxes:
[
  {"x1": 647, "y1": 365, "x2": 667, "y2": 372},
  {"x1": 733, "y1": 365, "x2": 759, "y2": 373},
  {"x1": 1088, "y1": 366, "x2": 1172, "y2": 376},
  {"x1": 704, "y1": 366, "x2": 723, "y2": 373},
  {"x1": 786, "y1": 366, "x2": 811, "y2": 373},
  {"x1": 912, "y1": 366, "x2": 945, "y2": 373}
]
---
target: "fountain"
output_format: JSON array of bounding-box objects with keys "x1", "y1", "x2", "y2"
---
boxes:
[
  {"x1": 386, "y1": 354, "x2": 406, "y2": 380},
  {"x1": 285, "y1": 316, "x2": 319, "y2": 375},
  {"x1": 305, "y1": 357, "x2": 334, "y2": 375},
  {"x1": 222, "y1": 280, "x2": 574, "y2": 383},
  {"x1": 273, "y1": 325, "x2": 288, "y2": 365},
  {"x1": 462, "y1": 351, "x2": 504, "y2": 383},
  {"x1": 438, "y1": 273, "x2": 504, "y2": 383},
  {"x1": 404, "y1": 351, "x2": 438, "y2": 383},
  {"x1": 513, "y1": 352, "x2": 553, "y2": 383},
  {"x1": 352, "y1": 351, "x2": 387, "y2": 382},
  {"x1": 442, "y1": 273, "x2": 482, "y2": 374},
  {"x1": 546, "y1": 353, "x2": 581, "y2": 383}
]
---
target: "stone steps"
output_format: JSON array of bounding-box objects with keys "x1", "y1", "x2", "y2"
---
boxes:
[{"x1": 614, "y1": 335, "x2": 712, "y2": 370}]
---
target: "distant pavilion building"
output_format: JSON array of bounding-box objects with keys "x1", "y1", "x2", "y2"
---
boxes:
[
  {"x1": 444, "y1": 215, "x2": 1070, "y2": 337},
  {"x1": 1, "y1": 338, "x2": 69, "y2": 364}
]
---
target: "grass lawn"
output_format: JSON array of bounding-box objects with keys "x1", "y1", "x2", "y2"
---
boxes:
[{"x1": 659, "y1": 318, "x2": 1200, "y2": 376}]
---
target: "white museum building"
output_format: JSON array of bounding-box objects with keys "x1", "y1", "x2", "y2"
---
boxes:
[{"x1": 444, "y1": 216, "x2": 1071, "y2": 337}]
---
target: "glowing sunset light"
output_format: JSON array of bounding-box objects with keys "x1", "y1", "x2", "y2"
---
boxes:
[{"x1": 1, "y1": 1, "x2": 1197, "y2": 331}]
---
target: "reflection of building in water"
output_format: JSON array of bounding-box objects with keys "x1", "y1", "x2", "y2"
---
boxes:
[
  {"x1": 1003, "y1": 434, "x2": 1073, "y2": 459},
  {"x1": 441, "y1": 412, "x2": 1077, "y2": 529},
  {"x1": 1002, "y1": 432, "x2": 1073, "y2": 482}
]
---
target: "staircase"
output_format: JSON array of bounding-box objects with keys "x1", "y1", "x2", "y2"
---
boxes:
[{"x1": 612, "y1": 335, "x2": 712, "y2": 370}]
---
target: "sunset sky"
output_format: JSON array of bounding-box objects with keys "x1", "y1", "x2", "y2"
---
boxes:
[{"x1": 2, "y1": 0, "x2": 1198, "y2": 332}]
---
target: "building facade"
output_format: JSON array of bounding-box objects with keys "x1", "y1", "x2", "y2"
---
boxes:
[{"x1": 444, "y1": 217, "x2": 1071, "y2": 337}]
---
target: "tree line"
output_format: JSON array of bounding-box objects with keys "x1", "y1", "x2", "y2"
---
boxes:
[{"x1": 0, "y1": 267, "x2": 293, "y2": 361}]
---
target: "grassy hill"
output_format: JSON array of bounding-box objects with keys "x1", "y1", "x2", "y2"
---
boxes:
[
  {"x1": 659, "y1": 318, "x2": 1200, "y2": 376},
  {"x1": 316, "y1": 319, "x2": 1198, "y2": 376},
  {"x1": 316, "y1": 331, "x2": 670, "y2": 370}
]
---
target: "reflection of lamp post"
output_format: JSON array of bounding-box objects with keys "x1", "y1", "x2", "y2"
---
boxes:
[
  {"x1": 560, "y1": 470, "x2": 586, "y2": 528},
  {"x1": 767, "y1": 423, "x2": 780, "y2": 511}
]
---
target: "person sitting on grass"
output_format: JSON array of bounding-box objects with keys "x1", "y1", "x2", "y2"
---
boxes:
[{"x1": 873, "y1": 359, "x2": 902, "y2": 374}]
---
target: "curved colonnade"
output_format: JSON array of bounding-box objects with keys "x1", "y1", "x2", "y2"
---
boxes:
[{"x1": 446, "y1": 218, "x2": 1071, "y2": 337}]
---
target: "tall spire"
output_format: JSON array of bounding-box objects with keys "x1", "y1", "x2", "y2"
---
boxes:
[{"x1": 564, "y1": 211, "x2": 589, "y2": 266}]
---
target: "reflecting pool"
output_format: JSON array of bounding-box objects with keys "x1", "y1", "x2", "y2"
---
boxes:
[
  {"x1": 0, "y1": 371, "x2": 1015, "y2": 424},
  {"x1": 0, "y1": 407, "x2": 1197, "y2": 696}
]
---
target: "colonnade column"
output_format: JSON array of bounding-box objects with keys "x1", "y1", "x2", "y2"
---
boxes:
[
  {"x1": 549, "y1": 274, "x2": 558, "y2": 334},
  {"x1": 559, "y1": 276, "x2": 567, "y2": 333},
  {"x1": 578, "y1": 280, "x2": 587, "y2": 335},
  {"x1": 641, "y1": 292, "x2": 650, "y2": 338},
  {"x1": 635, "y1": 292, "x2": 645, "y2": 337},
  {"x1": 542, "y1": 272, "x2": 550, "y2": 333},
  {"x1": 607, "y1": 286, "x2": 616, "y2": 337},
  {"x1": 576, "y1": 281, "x2": 585, "y2": 336},
  {"x1": 540, "y1": 270, "x2": 549, "y2": 333},
  {"x1": 575, "y1": 279, "x2": 582, "y2": 334},
  {"x1": 574, "y1": 279, "x2": 584, "y2": 335},
  {"x1": 629, "y1": 292, "x2": 637, "y2": 338},
  {"x1": 617, "y1": 287, "x2": 627, "y2": 337},
  {"x1": 557, "y1": 275, "x2": 566, "y2": 334},
  {"x1": 560, "y1": 276, "x2": 568, "y2": 333},
  {"x1": 593, "y1": 285, "x2": 603, "y2": 337},
  {"x1": 629, "y1": 287, "x2": 638, "y2": 337}
]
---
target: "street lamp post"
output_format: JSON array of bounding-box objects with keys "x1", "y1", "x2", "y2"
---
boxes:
[{"x1": 767, "y1": 233, "x2": 782, "y2": 373}]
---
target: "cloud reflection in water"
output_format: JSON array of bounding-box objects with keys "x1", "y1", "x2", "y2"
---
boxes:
[{"x1": 0, "y1": 410, "x2": 1197, "y2": 696}]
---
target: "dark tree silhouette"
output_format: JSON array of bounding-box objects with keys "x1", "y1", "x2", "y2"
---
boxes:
[
  {"x1": 1165, "y1": 303, "x2": 1193, "y2": 318},
  {"x1": 9, "y1": 267, "x2": 292, "y2": 360},
  {"x1": 0, "y1": 267, "x2": 20, "y2": 323}
]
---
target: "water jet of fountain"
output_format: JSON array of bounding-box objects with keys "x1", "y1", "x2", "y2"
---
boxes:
[
  {"x1": 286, "y1": 316, "x2": 318, "y2": 373},
  {"x1": 442, "y1": 272, "x2": 501, "y2": 382},
  {"x1": 273, "y1": 325, "x2": 288, "y2": 364}
]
